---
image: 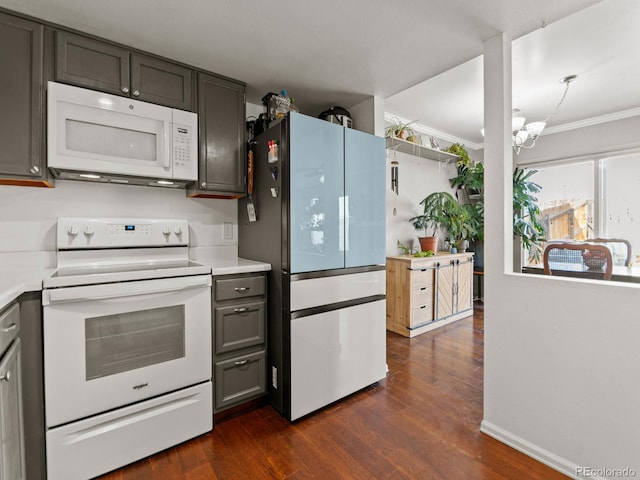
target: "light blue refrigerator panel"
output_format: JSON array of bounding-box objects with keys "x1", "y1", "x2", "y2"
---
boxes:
[
  {"x1": 344, "y1": 128, "x2": 386, "y2": 267},
  {"x1": 289, "y1": 112, "x2": 345, "y2": 273}
]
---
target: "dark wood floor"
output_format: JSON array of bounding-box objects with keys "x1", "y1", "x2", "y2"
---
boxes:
[{"x1": 101, "y1": 304, "x2": 567, "y2": 479}]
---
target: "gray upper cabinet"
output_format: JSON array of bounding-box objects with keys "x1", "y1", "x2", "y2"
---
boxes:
[
  {"x1": 55, "y1": 31, "x2": 129, "y2": 96},
  {"x1": 130, "y1": 54, "x2": 192, "y2": 110},
  {"x1": 0, "y1": 12, "x2": 51, "y2": 186},
  {"x1": 188, "y1": 73, "x2": 246, "y2": 198},
  {"x1": 55, "y1": 31, "x2": 194, "y2": 111}
]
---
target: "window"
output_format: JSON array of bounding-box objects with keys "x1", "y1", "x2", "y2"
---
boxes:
[{"x1": 528, "y1": 151, "x2": 640, "y2": 266}]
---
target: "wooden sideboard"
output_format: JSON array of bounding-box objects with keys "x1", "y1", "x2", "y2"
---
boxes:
[{"x1": 386, "y1": 253, "x2": 474, "y2": 337}]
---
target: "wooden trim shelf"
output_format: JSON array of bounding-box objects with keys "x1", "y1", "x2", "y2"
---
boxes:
[{"x1": 386, "y1": 136, "x2": 459, "y2": 163}]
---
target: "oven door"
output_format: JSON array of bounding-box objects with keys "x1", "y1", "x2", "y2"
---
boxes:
[{"x1": 42, "y1": 274, "x2": 212, "y2": 428}]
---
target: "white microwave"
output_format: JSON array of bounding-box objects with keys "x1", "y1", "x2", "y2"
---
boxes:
[{"x1": 47, "y1": 82, "x2": 198, "y2": 187}]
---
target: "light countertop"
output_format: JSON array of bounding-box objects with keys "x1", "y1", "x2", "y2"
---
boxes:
[
  {"x1": 0, "y1": 258, "x2": 271, "y2": 311},
  {"x1": 197, "y1": 257, "x2": 271, "y2": 276},
  {"x1": 0, "y1": 267, "x2": 53, "y2": 311}
]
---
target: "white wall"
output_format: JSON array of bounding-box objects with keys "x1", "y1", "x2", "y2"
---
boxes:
[
  {"x1": 349, "y1": 96, "x2": 385, "y2": 136},
  {"x1": 516, "y1": 115, "x2": 640, "y2": 165},
  {"x1": 0, "y1": 180, "x2": 237, "y2": 266},
  {"x1": 385, "y1": 150, "x2": 457, "y2": 256},
  {"x1": 482, "y1": 34, "x2": 640, "y2": 478}
]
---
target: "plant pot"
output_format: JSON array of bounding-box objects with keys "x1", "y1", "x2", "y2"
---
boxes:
[
  {"x1": 418, "y1": 236, "x2": 438, "y2": 253},
  {"x1": 455, "y1": 239, "x2": 469, "y2": 253}
]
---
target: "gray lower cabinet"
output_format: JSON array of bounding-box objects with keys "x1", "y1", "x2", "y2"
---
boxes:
[
  {"x1": 212, "y1": 273, "x2": 267, "y2": 412},
  {"x1": 0, "y1": 302, "x2": 25, "y2": 480},
  {"x1": 0, "y1": 12, "x2": 51, "y2": 187},
  {"x1": 188, "y1": 73, "x2": 246, "y2": 198},
  {"x1": 55, "y1": 30, "x2": 194, "y2": 110},
  {"x1": 17, "y1": 292, "x2": 45, "y2": 480}
]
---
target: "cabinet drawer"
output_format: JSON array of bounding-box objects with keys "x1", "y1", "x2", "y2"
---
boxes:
[
  {"x1": 214, "y1": 301, "x2": 265, "y2": 354},
  {"x1": 411, "y1": 287, "x2": 433, "y2": 309},
  {"x1": 0, "y1": 302, "x2": 20, "y2": 355},
  {"x1": 410, "y1": 268, "x2": 434, "y2": 288},
  {"x1": 411, "y1": 304, "x2": 433, "y2": 327},
  {"x1": 215, "y1": 350, "x2": 266, "y2": 410},
  {"x1": 215, "y1": 275, "x2": 265, "y2": 301}
]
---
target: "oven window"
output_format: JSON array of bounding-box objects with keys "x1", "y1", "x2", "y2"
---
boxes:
[
  {"x1": 66, "y1": 119, "x2": 157, "y2": 162},
  {"x1": 85, "y1": 305, "x2": 185, "y2": 380}
]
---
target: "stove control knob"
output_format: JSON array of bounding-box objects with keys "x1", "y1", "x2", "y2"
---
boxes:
[
  {"x1": 84, "y1": 225, "x2": 94, "y2": 237},
  {"x1": 174, "y1": 226, "x2": 182, "y2": 236},
  {"x1": 163, "y1": 225, "x2": 171, "y2": 236},
  {"x1": 67, "y1": 226, "x2": 79, "y2": 237}
]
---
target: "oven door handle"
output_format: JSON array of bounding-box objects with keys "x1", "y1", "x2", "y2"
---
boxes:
[{"x1": 44, "y1": 275, "x2": 212, "y2": 304}]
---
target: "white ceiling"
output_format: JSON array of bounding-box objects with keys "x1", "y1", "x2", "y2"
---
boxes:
[
  {"x1": 0, "y1": 0, "x2": 598, "y2": 117},
  {"x1": 385, "y1": 0, "x2": 640, "y2": 148}
]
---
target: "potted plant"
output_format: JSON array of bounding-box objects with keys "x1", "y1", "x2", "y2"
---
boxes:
[
  {"x1": 385, "y1": 118, "x2": 420, "y2": 144},
  {"x1": 444, "y1": 143, "x2": 472, "y2": 167},
  {"x1": 513, "y1": 167, "x2": 546, "y2": 262},
  {"x1": 447, "y1": 162, "x2": 545, "y2": 267},
  {"x1": 409, "y1": 191, "x2": 460, "y2": 252}
]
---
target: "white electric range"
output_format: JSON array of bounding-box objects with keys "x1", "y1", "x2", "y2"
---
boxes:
[{"x1": 42, "y1": 217, "x2": 213, "y2": 480}]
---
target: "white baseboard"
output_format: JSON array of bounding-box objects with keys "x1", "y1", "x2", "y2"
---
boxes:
[{"x1": 480, "y1": 420, "x2": 604, "y2": 480}]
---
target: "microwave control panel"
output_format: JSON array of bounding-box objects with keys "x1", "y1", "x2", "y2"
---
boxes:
[{"x1": 171, "y1": 110, "x2": 198, "y2": 181}]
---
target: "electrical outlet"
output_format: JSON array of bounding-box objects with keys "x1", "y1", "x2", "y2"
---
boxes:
[
  {"x1": 272, "y1": 366, "x2": 277, "y2": 388},
  {"x1": 222, "y1": 222, "x2": 233, "y2": 240}
]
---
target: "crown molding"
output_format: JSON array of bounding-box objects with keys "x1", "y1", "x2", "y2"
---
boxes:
[{"x1": 541, "y1": 107, "x2": 640, "y2": 136}]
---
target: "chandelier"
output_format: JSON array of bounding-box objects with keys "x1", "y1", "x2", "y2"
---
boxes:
[{"x1": 482, "y1": 74, "x2": 577, "y2": 154}]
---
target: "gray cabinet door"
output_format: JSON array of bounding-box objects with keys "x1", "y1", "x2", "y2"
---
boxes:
[
  {"x1": 214, "y1": 301, "x2": 266, "y2": 355},
  {"x1": 214, "y1": 350, "x2": 266, "y2": 410},
  {"x1": 55, "y1": 30, "x2": 130, "y2": 96},
  {"x1": 130, "y1": 54, "x2": 193, "y2": 110},
  {"x1": 191, "y1": 73, "x2": 246, "y2": 196},
  {"x1": 0, "y1": 340, "x2": 25, "y2": 480},
  {"x1": 0, "y1": 13, "x2": 46, "y2": 182}
]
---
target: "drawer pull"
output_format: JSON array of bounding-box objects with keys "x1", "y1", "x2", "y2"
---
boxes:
[
  {"x1": 234, "y1": 287, "x2": 250, "y2": 292},
  {"x1": 420, "y1": 306, "x2": 426, "y2": 309},
  {"x1": 2, "y1": 323, "x2": 17, "y2": 333},
  {"x1": 234, "y1": 359, "x2": 249, "y2": 366},
  {"x1": 420, "y1": 287, "x2": 426, "y2": 291},
  {"x1": 233, "y1": 307, "x2": 250, "y2": 313}
]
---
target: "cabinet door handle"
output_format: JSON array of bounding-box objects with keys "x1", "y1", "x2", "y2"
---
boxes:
[
  {"x1": 132, "y1": 90, "x2": 140, "y2": 97},
  {"x1": 30, "y1": 165, "x2": 40, "y2": 174},
  {"x1": 233, "y1": 307, "x2": 250, "y2": 313},
  {"x1": 234, "y1": 287, "x2": 250, "y2": 292},
  {"x1": 2, "y1": 323, "x2": 17, "y2": 333},
  {"x1": 0, "y1": 370, "x2": 10, "y2": 382},
  {"x1": 121, "y1": 86, "x2": 129, "y2": 94},
  {"x1": 234, "y1": 359, "x2": 249, "y2": 366}
]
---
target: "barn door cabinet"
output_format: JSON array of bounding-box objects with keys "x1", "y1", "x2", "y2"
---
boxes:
[
  {"x1": 54, "y1": 30, "x2": 194, "y2": 111},
  {"x1": 0, "y1": 12, "x2": 52, "y2": 187},
  {"x1": 386, "y1": 253, "x2": 473, "y2": 338}
]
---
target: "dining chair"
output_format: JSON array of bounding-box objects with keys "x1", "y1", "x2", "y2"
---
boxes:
[
  {"x1": 585, "y1": 237, "x2": 633, "y2": 266},
  {"x1": 543, "y1": 242, "x2": 613, "y2": 280}
]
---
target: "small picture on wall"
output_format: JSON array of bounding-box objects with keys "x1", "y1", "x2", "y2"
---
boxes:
[{"x1": 429, "y1": 136, "x2": 440, "y2": 150}]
